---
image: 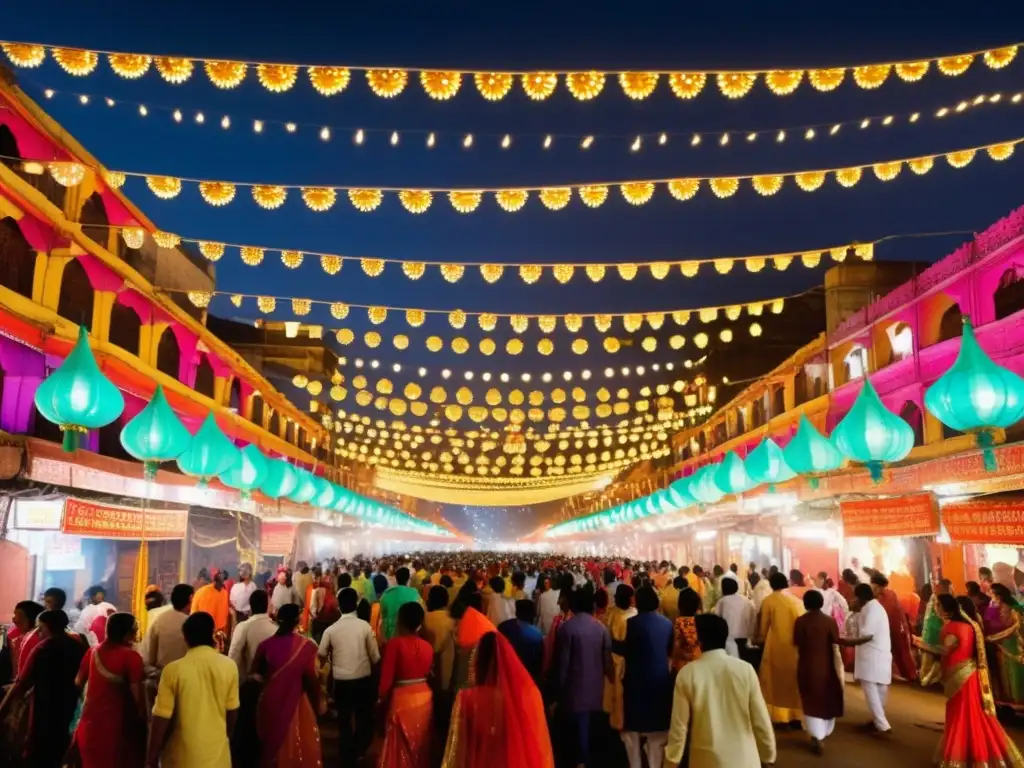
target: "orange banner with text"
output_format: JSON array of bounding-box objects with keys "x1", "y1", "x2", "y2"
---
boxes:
[
  {"x1": 840, "y1": 493, "x2": 940, "y2": 538},
  {"x1": 942, "y1": 499, "x2": 1024, "y2": 544},
  {"x1": 61, "y1": 498, "x2": 187, "y2": 540},
  {"x1": 261, "y1": 522, "x2": 297, "y2": 556}
]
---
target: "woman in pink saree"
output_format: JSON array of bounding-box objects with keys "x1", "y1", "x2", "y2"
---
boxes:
[{"x1": 252, "y1": 604, "x2": 322, "y2": 768}]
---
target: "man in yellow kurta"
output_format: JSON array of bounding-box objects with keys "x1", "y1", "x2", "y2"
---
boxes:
[
  {"x1": 660, "y1": 577, "x2": 683, "y2": 621},
  {"x1": 603, "y1": 585, "x2": 636, "y2": 731},
  {"x1": 757, "y1": 572, "x2": 805, "y2": 724}
]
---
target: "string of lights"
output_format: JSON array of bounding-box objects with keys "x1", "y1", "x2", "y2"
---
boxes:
[
  {"x1": 33, "y1": 136, "x2": 1021, "y2": 216},
  {"x1": 27, "y1": 81, "x2": 1020, "y2": 155},
  {"x1": 2, "y1": 40, "x2": 1017, "y2": 102},
  {"x1": 95, "y1": 220, "x2": 877, "y2": 284}
]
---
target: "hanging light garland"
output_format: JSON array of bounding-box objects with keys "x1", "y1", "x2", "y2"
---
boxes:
[
  {"x1": 71, "y1": 136, "x2": 1020, "y2": 216},
  {"x1": 7, "y1": 39, "x2": 1018, "y2": 101}
]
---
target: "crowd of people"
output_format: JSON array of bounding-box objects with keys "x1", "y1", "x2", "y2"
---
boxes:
[{"x1": 0, "y1": 553, "x2": 1021, "y2": 767}]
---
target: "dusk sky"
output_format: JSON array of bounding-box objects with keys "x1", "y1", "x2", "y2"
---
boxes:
[{"x1": 7, "y1": 2, "x2": 1024, "y2": 536}]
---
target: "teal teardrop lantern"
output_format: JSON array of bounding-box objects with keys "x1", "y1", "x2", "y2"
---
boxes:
[
  {"x1": 175, "y1": 413, "x2": 241, "y2": 486},
  {"x1": 287, "y1": 468, "x2": 318, "y2": 505},
  {"x1": 313, "y1": 476, "x2": 339, "y2": 509},
  {"x1": 259, "y1": 459, "x2": 299, "y2": 499},
  {"x1": 34, "y1": 326, "x2": 124, "y2": 451},
  {"x1": 119, "y1": 385, "x2": 191, "y2": 478},
  {"x1": 713, "y1": 451, "x2": 755, "y2": 496},
  {"x1": 218, "y1": 444, "x2": 269, "y2": 499},
  {"x1": 745, "y1": 438, "x2": 796, "y2": 491},
  {"x1": 831, "y1": 379, "x2": 914, "y2": 482},
  {"x1": 690, "y1": 465, "x2": 725, "y2": 504},
  {"x1": 924, "y1": 316, "x2": 1024, "y2": 471},
  {"x1": 782, "y1": 414, "x2": 844, "y2": 488},
  {"x1": 665, "y1": 477, "x2": 695, "y2": 512}
]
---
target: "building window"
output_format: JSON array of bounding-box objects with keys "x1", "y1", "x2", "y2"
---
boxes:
[
  {"x1": 844, "y1": 346, "x2": 868, "y2": 382},
  {"x1": 994, "y1": 268, "x2": 1024, "y2": 321},
  {"x1": 57, "y1": 258, "x2": 94, "y2": 330},
  {"x1": 888, "y1": 323, "x2": 914, "y2": 363}
]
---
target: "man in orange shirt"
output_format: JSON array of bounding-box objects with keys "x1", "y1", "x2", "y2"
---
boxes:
[{"x1": 192, "y1": 569, "x2": 231, "y2": 642}]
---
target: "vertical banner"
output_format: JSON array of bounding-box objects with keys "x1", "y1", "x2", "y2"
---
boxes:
[{"x1": 840, "y1": 493, "x2": 940, "y2": 537}]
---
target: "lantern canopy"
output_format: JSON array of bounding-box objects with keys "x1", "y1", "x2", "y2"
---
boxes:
[
  {"x1": 259, "y1": 459, "x2": 299, "y2": 499},
  {"x1": 218, "y1": 444, "x2": 269, "y2": 498},
  {"x1": 745, "y1": 438, "x2": 796, "y2": 490},
  {"x1": 831, "y1": 379, "x2": 915, "y2": 482},
  {"x1": 119, "y1": 385, "x2": 191, "y2": 478},
  {"x1": 287, "y1": 468, "x2": 318, "y2": 505},
  {"x1": 713, "y1": 451, "x2": 755, "y2": 495},
  {"x1": 313, "y1": 476, "x2": 339, "y2": 509},
  {"x1": 690, "y1": 465, "x2": 725, "y2": 504},
  {"x1": 924, "y1": 316, "x2": 1024, "y2": 470},
  {"x1": 175, "y1": 413, "x2": 241, "y2": 485},
  {"x1": 666, "y1": 477, "x2": 696, "y2": 510},
  {"x1": 782, "y1": 414, "x2": 844, "y2": 487},
  {"x1": 34, "y1": 326, "x2": 125, "y2": 451}
]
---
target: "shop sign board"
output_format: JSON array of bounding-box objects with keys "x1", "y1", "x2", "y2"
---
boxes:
[
  {"x1": 61, "y1": 498, "x2": 187, "y2": 540},
  {"x1": 13, "y1": 499, "x2": 64, "y2": 530},
  {"x1": 261, "y1": 522, "x2": 297, "y2": 556},
  {"x1": 942, "y1": 499, "x2": 1024, "y2": 544},
  {"x1": 840, "y1": 493, "x2": 940, "y2": 538}
]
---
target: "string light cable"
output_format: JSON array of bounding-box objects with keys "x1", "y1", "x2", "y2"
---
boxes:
[
  {"x1": 26, "y1": 135, "x2": 1021, "y2": 216},
  {"x1": 1, "y1": 39, "x2": 1017, "y2": 102},
  {"x1": 25, "y1": 80, "x2": 1021, "y2": 154}
]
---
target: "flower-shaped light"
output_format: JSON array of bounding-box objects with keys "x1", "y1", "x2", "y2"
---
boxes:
[
  {"x1": 256, "y1": 64, "x2": 298, "y2": 92},
  {"x1": 474, "y1": 72, "x2": 513, "y2": 100},
  {"x1": 308, "y1": 66, "x2": 351, "y2": 95},
  {"x1": 204, "y1": 60, "x2": 247, "y2": 89},
  {"x1": 924, "y1": 316, "x2": 1024, "y2": 470},
  {"x1": 34, "y1": 326, "x2": 124, "y2": 451},
  {"x1": 366, "y1": 69, "x2": 408, "y2": 98},
  {"x1": 831, "y1": 379, "x2": 914, "y2": 482}
]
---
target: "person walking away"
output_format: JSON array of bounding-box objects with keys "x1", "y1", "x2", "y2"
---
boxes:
[
  {"x1": 714, "y1": 577, "x2": 756, "y2": 659},
  {"x1": 751, "y1": 571, "x2": 772, "y2": 612},
  {"x1": 423, "y1": 585, "x2": 457, "y2": 759},
  {"x1": 0, "y1": 609, "x2": 87, "y2": 768},
  {"x1": 918, "y1": 579, "x2": 952, "y2": 687},
  {"x1": 869, "y1": 573, "x2": 918, "y2": 681},
  {"x1": 851, "y1": 583, "x2": 891, "y2": 737},
  {"x1": 660, "y1": 576, "x2": 683, "y2": 621},
  {"x1": 294, "y1": 563, "x2": 314, "y2": 615},
  {"x1": 497, "y1": 598, "x2": 544, "y2": 686},
  {"x1": 793, "y1": 591, "x2": 846, "y2": 754},
  {"x1": 191, "y1": 570, "x2": 231, "y2": 649},
  {"x1": 147, "y1": 612, "x2": 240, "y2": 768},
  {"x1": 450, "y1": 598, "x2": 496, "y2": 691},
  {"x1": 603, "y1": 584, "x2": 636, "y2": 732},
  {"x1": 554, "y1": 589, "x2": 613, "y2": 768},
  {"x1": 618, "y1": 586, "x2": 673, "y2": 768},
  {"x1": 537, "y1": 576, "x2": 563, "y2": 635},
  {"x1": 665, "y1": 614, "x2": 776, "y2": 768},
  {"x1": 442, "y1": 630, "x2": 554, "y2": 767},
  {"x1": 319, "y1": 587, "x2": 380, "y2": 767},
  {"x1": 671, "y1": 588, "x2": 703, "y2": 673},
  {"x1": 983, "y1": 582, "x2": 1024, "y2": 710},
  {"x1": 758, "y1": 572, "x2": 805, "y2": 727},
  {"x1": 379, "y1": 567, "x2": 423, "y2": 642},
  {"x1": 74, "y1": 585, "x2": 115, "y2": 640},
  {"x1": 309, "y1": 572, "x2": 342, "y2": 644},
  {"x1": 228, "y1": 589, "x2": 278, "y2": 765},
  {"x1": 270, "y1": 570, "x2": 301, "y2": 620},
  {"x1": 917, "y1": 594, "x2": 1024, "y2": 766},
  {"x1": 251, "y1": 604, "x2": 321, "y2": 767},
  {"x1": 378, "y1": 602, "x2": 434, "y2": 768},
  {"x1": 230, "y1": 563, "x2": 258, "y2": 625},
  {"x1": 69, "y1": 613, "x2": 146, "y2": 768},
  {"x1": 482, "y1": 576, "x2": 514, "y2": 626},
  {"x1": 4, "y1": 600, "x2": 43, "y2": 681}
]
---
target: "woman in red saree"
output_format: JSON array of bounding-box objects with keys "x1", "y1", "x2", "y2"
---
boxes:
[
  {"x1": 71, "y1": 613, "x2": 146, "y2": 768},
  {"x1": 6, "y1": 601, "x2": 43, "y2": 679},
  {"x1": 442, "y1": 630, "x2": 554, "y2": 768},
  {"x1": 378, "y1": 602, "x2": 434, "y2": 768},
  {"x1": 918, "y1": 594, "x2": 1024, "y2": 768},
  {"x1": 252, "y1": 604, "x2": 322, "y2": 768}
]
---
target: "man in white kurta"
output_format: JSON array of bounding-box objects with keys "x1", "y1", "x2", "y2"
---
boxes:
[
  {"x1": 853, "y1": 583, "x2": 892, "y2": 734},
  {"x1": 665, "y1": 614, "x2": 776, "y2": 767}
]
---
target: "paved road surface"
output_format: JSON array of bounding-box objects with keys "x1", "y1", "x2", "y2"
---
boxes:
[{"x1": 320, "y1": 681, "x2": 1024, "y2": 766}]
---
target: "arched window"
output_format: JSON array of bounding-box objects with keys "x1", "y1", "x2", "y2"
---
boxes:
[
  {"x1": 57, "y1": 258, "x2": 94, "y2": 330},
  {"x1": 2, "y1": 127, "x2": 65, "y2": 209},
  {"x1": 713, "y1": 422, "x2": 727, "y2": 446},
  {"x1": 843, "y1": 346, "x2": 868, "y2": 382},
  {"x1": 938, "y1": 303, "x2": 963, "y2": 343},
  {"x1": 228, "y1": 377, "x2": 242, "y2": 412},
  {"x1": 888, "y1": 322, "x2": 915, "y2": 363},
  {"x1": 994, "y1": 268, "x2": 1024, "y2": 321},
  {"x1": 942, "y1": 422, "x2": 964, "y2": 440},
  {"x1": 79, "y1": 192, "x2": 110, "y2": 249},
  {"x1": 0, "y1": 218, "x2": 36, "y2": 298},
  {"x1": 0, "y1": 124, "x2": 21, "y2": 170},
  {"x1": 193, "y1": 355, "x2": 215, "y2": 398},
  {"x1": 250, "y1": 393, "x2": 265, "y2": 428},
  {"x1": 898, "y1": 401, "x2": 926, "y2": 448},
  {"x1": 794, "y1": 369, "x2": 809, "y2": 406},
  {"x1": 735, "y1": 407, "x2": 746, "y2": 435},
  {"x1": 107, "y1": 302, "x2": 141, "y2": 356},
  {"x1": 267, "y1": 409, "x2": 280, "y2": 437},
  {"x1": 752, "y1": 399, "x2": 766, "y2": 428},
  {"x1": 285, "y1": 420, "x2": 296, "y2": 445},
  {"x1": 696, "y1": 432, "x2": 706, "y2": 453},
  {"x1": 155, "y1": 329, "x2": 180, "y2": 380},
  {"x1": 31, "y1": 405, "x2": 63, "y2": 444}
]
